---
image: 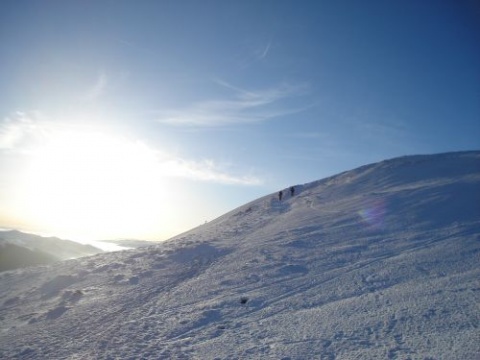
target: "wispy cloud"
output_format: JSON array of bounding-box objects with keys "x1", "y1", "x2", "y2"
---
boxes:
[
  {"x1": 157, "y1": 80, "x2": 309, "y2": 127},
  {"x1": 258, "y1": 41, "x2": 272, "y2": 60},
  {"x1": 0, "y1": 111, "x2": 45, "y2": 151},
  {"x1": 161, "y1": 157, "x2": 262, "y2": 185},
  {"x1": 0, "y1": 111, "x2": 262, "y2": 186},
  {"x1": 84, "y1": 72, "x2": 108, "y2": 101},
  {"x1": 240, "y1": 39, "x2": 275, "y2": 68}
]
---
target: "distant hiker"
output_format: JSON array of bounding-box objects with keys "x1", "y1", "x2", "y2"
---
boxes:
[
  {"x1": 290, "y1": 186, "x2": 295, "y2": 197},
  {"x1": 278, "y1": 190, "x2": 283, "y2": 201}
]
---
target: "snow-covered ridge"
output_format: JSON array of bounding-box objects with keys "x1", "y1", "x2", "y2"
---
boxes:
[{"x1": 0, "y1": 151, "x2": 479, "y2": 359}]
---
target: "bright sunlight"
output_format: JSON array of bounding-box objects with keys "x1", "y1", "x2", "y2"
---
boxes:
[{"x1": 17, "y1": 126, "x2": 175, "y2": 241}]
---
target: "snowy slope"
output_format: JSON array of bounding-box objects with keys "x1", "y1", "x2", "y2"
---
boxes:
[{"x1": 0, "y1": 151, "x2": 479, "y2": 359}]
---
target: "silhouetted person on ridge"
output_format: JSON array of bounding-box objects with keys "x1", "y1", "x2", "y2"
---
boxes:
[
  {"x1": 278, "y1": 190, "x2": 283, "y2": 201},
  {"x1": 290, "y1": 186, "x2": 295, "y2": 197}
]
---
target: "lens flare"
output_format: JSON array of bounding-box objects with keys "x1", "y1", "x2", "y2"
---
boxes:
[{"x1": 358, "y1": 198, "x2": 387, "y2": 230}]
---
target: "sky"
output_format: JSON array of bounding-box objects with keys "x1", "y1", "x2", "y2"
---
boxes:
[{"x1": 0, "y1": 0, "x2": 479, "y2": 242}]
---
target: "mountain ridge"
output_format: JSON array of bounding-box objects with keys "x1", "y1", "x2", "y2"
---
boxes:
[{"x1": 0, "y1": 230, "x2": 103, "y2": 271}]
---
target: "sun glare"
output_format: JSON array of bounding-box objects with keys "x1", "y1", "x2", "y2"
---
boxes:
[{"x1": 18, "y1": 127, "x2": 174, "y2": 241}]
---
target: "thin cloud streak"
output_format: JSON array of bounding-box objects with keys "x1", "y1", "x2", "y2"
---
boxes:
[
  {"x1": 84, "y1": 72, "x2": 108, "y2": 101},
  {"x1": 259, "y1": 41, "x2": 272, "y2": 60},
  {"x1": 157, "y1": 81, "x2": 309, "y2": 127},
  {"x1": 161, "y1": 157, "x2": 262, "y2": 186},
  {"x1": 240, "y1": 38, "x2": 275, "y2": 68}
]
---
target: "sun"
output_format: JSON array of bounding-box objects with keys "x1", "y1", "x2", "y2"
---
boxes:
[{"x1": 18, "y1": 126, "x2": 174, "y2": 241}]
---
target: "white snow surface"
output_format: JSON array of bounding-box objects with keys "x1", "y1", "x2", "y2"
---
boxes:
[{"x1": 1, "y1": 151, "x2": 479, "y2": 359}]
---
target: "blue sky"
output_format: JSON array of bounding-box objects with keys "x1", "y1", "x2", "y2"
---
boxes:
[{"x1": 0, "y1": 0, "x2": 479, "y2": 241}]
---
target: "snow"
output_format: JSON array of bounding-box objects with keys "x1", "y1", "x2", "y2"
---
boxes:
[{"x1": 0, "y1": 151, "x2": 479, "y2": 359}]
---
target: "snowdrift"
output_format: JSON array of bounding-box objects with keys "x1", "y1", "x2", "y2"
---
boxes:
[{"x1": 0, "y1": 151, "x2": 479, "y2": 359}]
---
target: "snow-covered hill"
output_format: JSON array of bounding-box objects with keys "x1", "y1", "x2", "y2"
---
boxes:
[{"x1": 0, "y1": 151, "x2": 479, "y2": 359}]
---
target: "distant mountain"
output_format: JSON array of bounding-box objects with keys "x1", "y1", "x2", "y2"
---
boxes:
[
  {"x1": 0, "y1": 230, "x2": 103, "y2": 271},
  {"x1": 0, "y1": 243, "x2": 58, "y2": 272},
  {"x1": 0, "y1": 151, "x2": 478, "y2": 359}
]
